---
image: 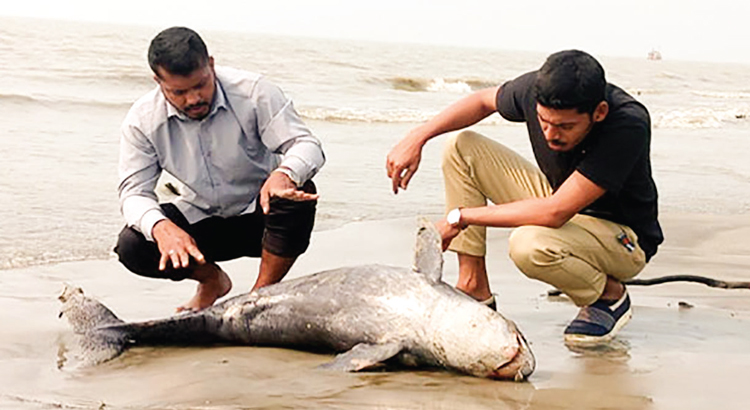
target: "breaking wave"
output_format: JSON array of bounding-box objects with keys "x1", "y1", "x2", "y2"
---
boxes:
[
  {"x1": 653, "y1": 106, "x2": 749, "y2": 129},
  {"x1": 690, "y1": 90, "x2": 750, "y2": 100},
  {"x1": 0, "y1": 92, "x2": 133, "y2": 109},
  {"x1": 300, "y1": 107, "x2": 505, "y2": 125},
  {"x1": 301, "y1": 104, "x2": 750, "y2": 128},
  {"x1": 301, "y1": 107, "x2": 436, "y2": 123},
  {"x1": 387, "y1": 76, "x2": 498, "y2": 93}
]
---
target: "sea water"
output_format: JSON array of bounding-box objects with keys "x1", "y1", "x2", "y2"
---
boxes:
[{"x1": 1, "y1": 16, "x2": 749, "y2": 270}]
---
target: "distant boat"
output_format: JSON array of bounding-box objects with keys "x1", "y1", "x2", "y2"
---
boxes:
[{"x1": 647, "y1": 49, "x2": 662, "y2": 61}]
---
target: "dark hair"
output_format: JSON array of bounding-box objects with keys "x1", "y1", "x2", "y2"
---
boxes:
[
  {"x1": 148, "y1": 27, "x2": 209, "y2": 77},
  {"x1": 534, "y1": 50, "x2": 606, "y2": 114}
]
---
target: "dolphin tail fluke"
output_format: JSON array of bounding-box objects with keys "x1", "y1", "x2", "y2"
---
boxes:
[
  {"x1": 318, "y1": 342, "x2": 403, "y2": 372},
  {"x1": 413, "y1": 217, "x2": 443, "y2": 283},
  {"x1": 58, "y1": 284, "x2": 130, "y2": 365}
]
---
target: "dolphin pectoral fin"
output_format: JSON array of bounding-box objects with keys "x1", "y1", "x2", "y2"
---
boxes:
[
  {"x1": 413, "y1": 217, "x2": 443, "y2": 283},
  {"x1": 318, "y1": 342, "x2": 403, "y2": 372}
]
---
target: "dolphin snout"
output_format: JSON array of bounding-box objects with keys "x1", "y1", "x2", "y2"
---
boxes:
[{"x1": 490, "y1": 332, "x2": 535, "y2": 381}]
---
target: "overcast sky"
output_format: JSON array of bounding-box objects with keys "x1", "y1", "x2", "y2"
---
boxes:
[{"x1": 2, "y1": 0, "x2": 748, "y2": 64}]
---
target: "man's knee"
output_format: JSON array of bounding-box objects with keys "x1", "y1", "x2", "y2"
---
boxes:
[
  {"x1": 508, "y1": 226, "x2": 562, "y2": 280},
  {"x1": 114, "y1": 226, "x2": 157, "y2": 275},
  {"x1": 442, "y1": 130, "x2": 483, "y2": 168},
  {"x1": 114, "y1": 226, "x2": 187, "y2": 280}
]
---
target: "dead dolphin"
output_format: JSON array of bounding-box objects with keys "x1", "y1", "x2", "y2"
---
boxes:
[{"x1": 58, "y1": 218, "x2": 535, "y2": 380}]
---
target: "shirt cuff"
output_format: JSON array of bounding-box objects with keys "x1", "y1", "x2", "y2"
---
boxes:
[
  {"x1": 273, "y1": 165, "x2": 301, "y2": 187},
  {"x1": 279, "y1": 155, "x2": 313, "y2": 185},
  {"x1": 140, "y1": 208, "x2": 167, "y2": 242}
]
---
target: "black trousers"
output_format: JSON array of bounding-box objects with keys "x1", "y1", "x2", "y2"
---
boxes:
[{"x1": 114, "y1": 181, "x2": 316, "y2": 281}]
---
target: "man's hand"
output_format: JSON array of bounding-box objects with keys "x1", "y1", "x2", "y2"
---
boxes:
[
  {"x1": 386, "y1": 133, "x2": 424, "y2": 194},
  {"x1": 152, "y1": 219, "x2": 205, "y2": 271},
  {"x1": 260, "y1": 169, "x2": 319, "y2": 214},
  {"x1": 435, "y1": 218, "x2": 462, "y2": 251}
]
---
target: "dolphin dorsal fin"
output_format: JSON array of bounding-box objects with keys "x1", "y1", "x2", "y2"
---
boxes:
[{"x1": 413, "y1": 217, "x2": 443, "y2": 283}]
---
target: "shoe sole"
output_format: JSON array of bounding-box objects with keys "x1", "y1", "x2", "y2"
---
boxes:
[{"x1": 564, "y1": 307, "x2": 632, "y2": 347}]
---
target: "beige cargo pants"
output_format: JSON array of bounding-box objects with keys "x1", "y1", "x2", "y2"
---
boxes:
[{"x1": 442, "y1": 130, "x2": 647, "y2": 306}]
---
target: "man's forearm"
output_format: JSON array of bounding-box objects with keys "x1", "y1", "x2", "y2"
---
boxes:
[
  {"x1": 410, "y1": 87, "x2": 499, "y2": 144},
  {"x1": 459, "y1": 170, "x2": 606, "y2": 230},
  {"x1": 460, "y1": 197, "x2": 575, "y2": 230}
]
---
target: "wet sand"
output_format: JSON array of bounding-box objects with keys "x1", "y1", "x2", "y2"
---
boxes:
[{"x1": 1, "y1": 213, "x2": 749, "y2": 409}]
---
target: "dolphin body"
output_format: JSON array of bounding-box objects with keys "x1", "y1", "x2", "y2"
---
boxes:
[{"x1": 58, "y1": 218, "x2": 535, "y2": 380}]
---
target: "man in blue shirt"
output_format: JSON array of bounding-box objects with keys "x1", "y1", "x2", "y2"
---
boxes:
[{"x1": 116, "y1": 27, "x2": 325, "y2": 312}]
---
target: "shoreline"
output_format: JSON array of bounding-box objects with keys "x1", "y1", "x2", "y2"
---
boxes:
[{"x1": 1, "y1": 211, "x2": 749, "y2": 409}]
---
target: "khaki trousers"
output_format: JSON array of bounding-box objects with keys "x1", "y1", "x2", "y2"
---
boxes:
[{"x1": 442, "y1": 130, "x2": 647, "y2": 306}]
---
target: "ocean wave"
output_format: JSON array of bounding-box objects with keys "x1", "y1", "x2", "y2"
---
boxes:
[
  {"x1": 0, "y1": 93, "x2": 38, "y2": 105},
  {"x1": 0, "y1": 92, "x2": 133, "y2": 109},
  {"x1": 0, "y1": 251, "x2": 112, "y2": 271},
  {"x1": 387, "y1": 76, "x2": 497, "y2": 93},
  {"x1": 654, "y1": 106, "x2": 749, "y2": 129},
  {"x1": 300, "y1": 104, "x2": 750, "y2": 128},
  {"x1": 60, "y1": 70, "x2": 152, "y2": 86},
  {"x1": 301, "y1": 107, "x2": 436, "y2": 123},
  {"x1": 690, "y1": 90, "x2": 750, "y2": 100},
  {"x1": 302, "y1": 103, "x2": 749, "y2": 128},
  {"x1": 12, "y1": 68, "x2": 153, "y2": 90},
  {"x1": 657, "y1": 71, "x2": 685, "y2": 80},
  {"x1": 300, "y1": 107, "x2": 505, "y2": 124}
]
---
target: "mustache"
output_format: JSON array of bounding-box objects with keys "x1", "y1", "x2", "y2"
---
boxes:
[{"x1": 185, "y1": 102, "x2": 209, "y2": 111}]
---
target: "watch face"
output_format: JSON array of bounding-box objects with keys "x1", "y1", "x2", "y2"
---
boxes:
[{"x1": 448, "y1": 209, "x2": 460, "y2": 225}]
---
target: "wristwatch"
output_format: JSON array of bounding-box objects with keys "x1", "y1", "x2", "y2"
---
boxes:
[{"x1": 446, "y1": 208, "x2": 464, "y2": 229}]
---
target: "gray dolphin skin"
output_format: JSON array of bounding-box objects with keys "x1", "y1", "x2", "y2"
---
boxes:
[{"x1": 58, "y1": 218, "x2": 535, "y2": 380}]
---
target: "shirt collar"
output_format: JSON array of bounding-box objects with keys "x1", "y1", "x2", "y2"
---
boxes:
[{"x1": 165, "y1": 79, "x2": 228, "y2": 121}]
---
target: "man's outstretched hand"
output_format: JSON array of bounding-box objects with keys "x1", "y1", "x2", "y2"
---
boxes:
[{"x1": 260, "y1": 169, "x2": 319, "y2": 214}]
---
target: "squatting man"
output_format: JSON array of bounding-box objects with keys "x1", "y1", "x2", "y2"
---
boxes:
[
  {"x1": 387, "y1": 50, "x2": 663, "y2": 345},
  {"x1": 115, "y1": 27, "x2": 325, "y2": 312}
]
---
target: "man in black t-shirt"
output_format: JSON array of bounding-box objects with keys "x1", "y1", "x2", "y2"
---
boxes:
[{"x1": 386, "y1": 50, "x2": 663, "y2": 345}]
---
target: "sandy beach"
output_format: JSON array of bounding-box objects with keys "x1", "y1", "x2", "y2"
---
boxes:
[
  {"x1": 1, "y1": 13, "x2": 749, "y2": 410},
  {"x1": 1, "y1": 212, "x2": 748, "y2": 410}
]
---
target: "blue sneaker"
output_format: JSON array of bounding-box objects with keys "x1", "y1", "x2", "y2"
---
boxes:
[{"x1": 564, "y1": 290, "x2": 632, "y2": 345}]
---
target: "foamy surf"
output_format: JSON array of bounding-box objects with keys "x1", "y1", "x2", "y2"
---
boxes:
[
  {"x1": 387, "y1": 76, "x2": 498, "y2": 93},
  {"x1": 299, "y1": 106, "x2": 506, "y2": 124},
  {"x1": 654, "y1": 106, "x2": 749, "y2": 129}
]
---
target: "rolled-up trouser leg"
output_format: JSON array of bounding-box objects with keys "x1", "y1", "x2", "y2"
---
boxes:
[
  {"x1": 508, "y1": 214, "x2": 647, "y2": 306},
  {"x1": 442, "y1": 130, "x2": 552, "y2": 256},
  {"x1": 114, "y1": 180, "x2": 317, "y2": 280},
  {"x1": 262, "y1": 180, "x2": 317, "y2": 258}
]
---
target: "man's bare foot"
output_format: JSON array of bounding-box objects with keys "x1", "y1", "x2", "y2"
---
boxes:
[
  {"x1": 176, "y1": 264, "x2": 232, "y2": 312},
  {"x1": 456, "y1": 253, "x2": 492, "y2": 302}
]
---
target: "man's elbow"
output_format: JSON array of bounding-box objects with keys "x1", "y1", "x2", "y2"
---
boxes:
[
  {"x1": 539, "y1": 217, "x2": 565, "y2": 229},
  {"x1": 540, "y1": 208, "x2": 575, "y2": 229}
]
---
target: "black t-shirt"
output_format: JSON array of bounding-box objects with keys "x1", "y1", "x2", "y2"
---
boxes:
[{"x1": 496, "y1": 71, "x2": 664, "y2": 259}]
